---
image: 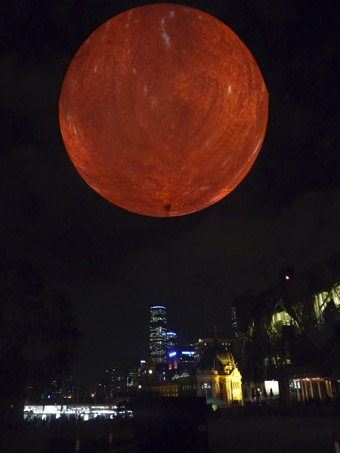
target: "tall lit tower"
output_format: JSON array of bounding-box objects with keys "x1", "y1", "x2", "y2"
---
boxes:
[
  {"x1": 149, "y1": 306, "x2": 168, "y2": 364},
  {"x1": 165, "y1": 330, "x2": 177, "y2": 354}
]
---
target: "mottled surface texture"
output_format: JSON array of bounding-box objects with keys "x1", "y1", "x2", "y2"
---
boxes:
[{"x1": 59, "y1": 4, "x2": 268, "y2": 217}]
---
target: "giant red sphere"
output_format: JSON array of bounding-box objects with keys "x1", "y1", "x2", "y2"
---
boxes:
[{"x1": 59, "y1": 4, "x2": 268, "y2": 217}]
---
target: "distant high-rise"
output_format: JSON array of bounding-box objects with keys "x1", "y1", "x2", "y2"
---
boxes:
[
  {"x1": 165, "y1": 330, "x2": 177, "y2": 354},
  {"x1": 231, "y1": 305, "x2": 239, "y2": 338},
  {"x1": 149, "y1": 306, "x2": 168, "y2": 364}
]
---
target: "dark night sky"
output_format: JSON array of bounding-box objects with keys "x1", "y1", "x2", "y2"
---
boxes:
[{"x1": 2, "y1": 0, "x2": 340, "y2": 384}]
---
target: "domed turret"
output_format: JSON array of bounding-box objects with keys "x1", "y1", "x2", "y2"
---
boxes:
[
  {"x1": 216, "y1": 349, "x2": 236, "y2": 369},
  {"x1": 198, "y1": 340, "x2": 236, "y2": 374}
]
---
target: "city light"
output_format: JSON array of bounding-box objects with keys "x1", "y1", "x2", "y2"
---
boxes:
[{"x1": 169, "y1": 351, "x2": 177, "y2": 357}]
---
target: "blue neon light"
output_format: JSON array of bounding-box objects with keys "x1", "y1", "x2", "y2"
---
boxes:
[
  {"x1": 181, "y1": 351, "x2": 195, "y2": 355},
  {"x1": 168, "y1": 351, "x2": 177, "y2": 357},
  {"x1": 150, "y1": 306, "x2": 166, "y2": 310}
]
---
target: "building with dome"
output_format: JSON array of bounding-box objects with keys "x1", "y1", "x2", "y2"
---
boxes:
[
  {"x1": 194, "y1": 341, "x2": 243, "y2": 406},
  {"x1": 161, "y1": 340, "x2": 244, "y2": 406}
]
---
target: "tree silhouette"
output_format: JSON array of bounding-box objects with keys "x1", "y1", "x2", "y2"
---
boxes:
[{"x1": 0, "y1": 256, "x2": 81, "y2": 424}]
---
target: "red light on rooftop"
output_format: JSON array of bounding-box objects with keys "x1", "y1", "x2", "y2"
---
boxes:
[{"x1": 280, "y1": 267, "x2": 295, "y2": 283}]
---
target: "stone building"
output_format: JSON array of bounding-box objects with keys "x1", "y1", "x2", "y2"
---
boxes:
[
  {"x1": 195, "y1": 341, "x2": 242, "y2": 405},
  {"x1": 175, "y1": 340, "x2": 243, "y2": 406}
]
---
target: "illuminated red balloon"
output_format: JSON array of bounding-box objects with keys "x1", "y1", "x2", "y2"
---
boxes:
[{"x1": 59, "y1": 4, "x2": 268, "y2": 217}]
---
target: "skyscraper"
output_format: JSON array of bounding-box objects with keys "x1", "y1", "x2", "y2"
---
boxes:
[
  {"x1": 165, "y1": 330, "x2": 177, "y2": 354},
  {"x1": 149, "y1": 305, "x2": 168, "y2": 365}
]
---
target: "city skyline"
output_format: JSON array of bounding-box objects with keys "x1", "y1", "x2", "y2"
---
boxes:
[{"x1": 2, "y1": 0, "x2": 340, "y2": 385}]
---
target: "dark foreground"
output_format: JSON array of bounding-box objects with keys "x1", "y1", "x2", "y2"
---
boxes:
[
  {"x1": 208, "y1": 414, "x2": 340, "y2": 453},
  {"x1": 1, "y1": 408, "x2": 340, "y2": 452}
]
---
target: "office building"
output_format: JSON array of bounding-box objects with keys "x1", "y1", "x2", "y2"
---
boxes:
[
  {"x1": 231, "y1": 252, "x2": 340, "y2": 403},
  {"x1": 149, "y1": 305, "x2": 168, "y2": 364},
  {"x1": 165, "y1": 330, "x2": 177, "y2": 354}
]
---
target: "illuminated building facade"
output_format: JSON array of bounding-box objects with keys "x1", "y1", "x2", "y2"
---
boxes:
[
  {"x1": 196, "y1": 341, "x2": 242, "y2": 405},
  {"x1": 95, "y1": 368, "x2": 127, "y2": 403},
  {"x1": 194, "y1": 336, "x2": 232, "y2": 363},
  {"x1": 232, "y1": 252, "x2": 340, "y2": 403},
  {"x1": 168, "y1": 351, "x2": 178, "y2": 372},
  {"x1": 126, "y1": 360, "x2": 146, "y2": 392},
  {"x1": 151, "y1": 343, "x2": 243, "y2": 406},
  {"x1": 175, "y1": 341, "x2": 243, "y2": 406},
  {"x1": 149, "y1": 305, "x2": 168, "y2": 364},
  {"x1": 231, "y1": 305, "x2": 238, "y2": 338},
  {"x1": 167, "y1": 349, "x2": 196, "y2": 377},
  {"x1": 178, "y1": 350, "x2": 196, "y2": 372},
  {"x1": 165, "y1": 330, "x2": 177, "y2": 354}
]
